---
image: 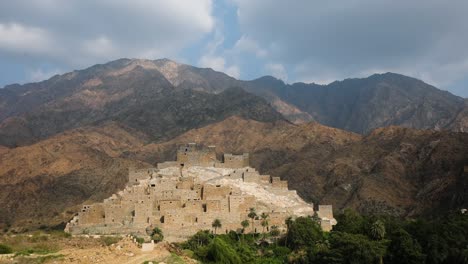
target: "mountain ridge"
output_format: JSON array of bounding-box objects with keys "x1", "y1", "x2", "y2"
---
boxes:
[{"x1": 3, "y1": 58, "x2": 466, "y2": 135}]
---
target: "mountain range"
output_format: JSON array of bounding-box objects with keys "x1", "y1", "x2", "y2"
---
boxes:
[{"x1": 0, "y1": 58, "x2": 467, "y2": 231}]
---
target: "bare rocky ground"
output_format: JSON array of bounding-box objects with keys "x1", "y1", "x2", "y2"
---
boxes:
[{"x1": 0, "y1": 233, "x2": 197, "y2": 264}]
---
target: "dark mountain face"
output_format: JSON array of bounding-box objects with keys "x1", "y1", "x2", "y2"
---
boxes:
[
  {"x1": 242, "y1": 73, "x2": 466, "y2": 134},
  {"x1": 108, "y1": 87, "x2": 285, "y2": 143},
  {"x1": 2, "y1": 58, "x2": 466, "y2": 138},
  {"x1": 269, "y1": 126, "x2": 468, "y2": 217},
  {"x1": 139, "y1": 60, "x2": 467, "y2": 133},
  {"x1": 0, "y1": 60, "x2": 284, "y2": 147}
]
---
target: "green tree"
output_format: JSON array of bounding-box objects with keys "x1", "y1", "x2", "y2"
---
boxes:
[
  {"x1": 334, "y1": 208, "x2": 365, "y2": 234},
  {"x1": 328, "y1": 232, "x2": 387, "y2": 264},
  {"x1": 270, "y1": 225, "x2": 281, "y2": 245},
  {"x1": 261, "y1": 212, "x2": 269, "y2": 238},
  {"x1": 425, "y1": 234, "x2": 449, "y2": 264},
  {"x1": 241, "y1": 219, "x2": 249, "y2": 242},
  {"x1": 370, "y1": 220, "x2": 386, "y2": 240},
  {"x1": 241, "y1": 219, "x2": 250, "y2": 232},
  {"x1": 286, "y1": 216, "x2": 324, "y2": 250},
  {"x1": 212, "y1": 218, "x2": 222, "y2": 235},
  {"x1": 284, "y1": 216, "x2": 293, "y2": 246},
  {"x1": 150, "y1": 227, "x2": 164, "y2": 243},
  {"x1": 184, "y1": 230, "x2": 213, "y2": 250},
  {"x1": 206, "y1": 237, "x2": 242, "y2": 264},
  {"x1": 385, "y1": 229, "x2": 425, "y2": 264},
  {"x1": 248, "y1": 208, "x2": 257, "y2": 233}
]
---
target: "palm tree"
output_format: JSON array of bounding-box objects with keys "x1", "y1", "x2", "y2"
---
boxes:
[
  {"x1": 370, "y1": 220, "x2": 386, "y2": 240},
  {"x1": 150, "y1": 227, "x2": 164, "y2": 242},
  {"x1": 260, "y1": 212, "x2": 269, "y2": 238},
  {"x1": 241, "y1": 220, "x2": 249, "y2": 242},
  {"x1": 369, "y1": 220, "x2": 386, "y2": 264},
  {"x1": 248, "y1": 208, "x2": 257, "y2": 233},
  {"x1": 285, "y1": 216, "x2": 293, "y2": 246},
  {"x1": 212, "y1": 218, "x2": 222, "y2": 235},
  {"x1": 270, "y1": 225, "x2": 280, "y2": 245}
]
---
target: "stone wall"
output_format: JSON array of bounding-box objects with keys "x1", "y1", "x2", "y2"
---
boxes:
[
  {"x1": 177, "y1": 143, "x2": 217, "y2": 167},
  {"x1": 223, "y1": 153, "x2": 249, "y2": 168},
  {"x1": 128, "y1": 168, "x2": 154, "y2": 187},
  {"x1": 317, "y1": 205, "x2": 334, "y2": 220}
]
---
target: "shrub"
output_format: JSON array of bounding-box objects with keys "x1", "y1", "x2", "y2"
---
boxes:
[
  {"x1": 206, "y1": 237, "x2": 242, "y2": 264},
  {"x1": 286, "y1": 216, "x2": 324, "y2": 249},
  {"x1": 0, "y1": 244, "x2": 12, "y2": 254},
  {"x1": 135, "y1": 236, "x2": 145, "y2": 244},
  {"x1": 150, "y1": 227, "x2": 164, "y2": 243},
  {"x1": 50, "y1": 230, "x2": 72, "y2": 238},
  {"x1": 100, "y1": 236, "x2": 122, "y2": 246}
]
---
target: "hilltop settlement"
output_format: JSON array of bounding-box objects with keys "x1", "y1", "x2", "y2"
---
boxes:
[{"x1": 66, "y1": 143, "x2": 336, "y2": 242}]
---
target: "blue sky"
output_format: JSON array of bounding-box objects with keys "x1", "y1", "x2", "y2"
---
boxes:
[{"x1": 0, "y1": 0, "x2": 467, "y2": 97}]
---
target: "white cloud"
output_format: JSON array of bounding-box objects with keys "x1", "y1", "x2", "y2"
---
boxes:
[
  {"x1": 198, "y1": 55, "x2": 240, "y2": 78},
  {"x1": 81, "y1": 36, "x2": 117, "y2": 60},
  {"x1": 226, "y1": 65, "x2": 240, "y2": 79},
  {"x1": 0, "y1": 0, "x2": 214, "y2": 67},
  {"x1": 197, "y1": 15, "x2": 240, "y2": 79},
  {"x1": 29, "y1": 68, "x2": 62, "y2": 82},
  {"x1": 0, "y1": 23, "x2": 55, "y2": 55},
  {"x1": 199, "y1": 55, "x2": 226, "y2": 71},
  {"x1": 232, "y1": 0, "x2": 468, "y2": 92},
  {"x1": 265, "y1": 63, "x2": 287, "y2": 81},
  {"x1": 233, "y1": 35, "x2": 267, "y2": 58}
]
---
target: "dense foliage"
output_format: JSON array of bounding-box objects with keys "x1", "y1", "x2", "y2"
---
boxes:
[
  {"x1": 0, "y1": 243, "x2": 13, "y2": 254},
  {"x1": 150, "y1": 227, "x2": 164, "y2": 243},
  {"x1": 180, "y1": 210, "x2": 468, "y2": 264}
]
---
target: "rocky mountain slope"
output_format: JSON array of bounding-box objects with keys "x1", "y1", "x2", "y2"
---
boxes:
[
  {"x1": 0, "y1": 116, "x2": 359, "y2": 231},
  {"x1": 128, "y1": 117, "x2": 468, "y2": 217},
  {"x1": 242, "y1": 74, "x2": 467, "y2": 133},
  {"x1": 0, "y1": 60, "x2": 283, "y2": 147},
  {"x1": 2, "y1": 58, "x2": 466, "y2": 141},
  {"x1": 448, "y1": 99, "x2": 468, "y2": 132},
  {"x1": 0, "y1": 123, "x2": 150, "y2": 230},
  {"x1": 0, "y1": 58, "x2": 467, "y2": 232},
  {"x1": 271, "y1": 127, "x2": 468, "y2": 216},
  {"x1": 1, "y1": 116, "x2": 467, "y2": 231}
]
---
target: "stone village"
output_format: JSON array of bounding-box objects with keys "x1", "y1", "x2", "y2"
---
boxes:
[{"x1": 65, "y1": 143, "x2": 336, "y2": 242}]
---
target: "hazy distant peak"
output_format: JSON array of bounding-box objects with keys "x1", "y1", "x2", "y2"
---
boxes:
[{"x1": 253, "y1": 75, "x2": 286, "y2": 85}]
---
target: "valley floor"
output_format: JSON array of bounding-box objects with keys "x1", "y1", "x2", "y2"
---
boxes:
[{"x1": 0, "y1": 234, "x2": 196, "y2": 264}]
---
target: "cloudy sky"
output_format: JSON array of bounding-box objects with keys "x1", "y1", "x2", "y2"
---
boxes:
[{"x1": 0, "y1": 0, "x2": 467, "y2": 97}]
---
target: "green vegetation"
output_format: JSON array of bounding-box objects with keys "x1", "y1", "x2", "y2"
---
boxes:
[
  {"x1": 100, "y1": 236, "x2": 122, "y2": 246},
  {"x1": 0, "y1": 243, "x2": 13, "y2": 254},
  {"x1": 150, "y1": 227, "x2": 164, "y2": 243},
  {"x1": 248, "y1": 208, "x2": 257, "y2": 233},
  {"x1": 14, "y1": 254, "x2": 64, "y2": 264},
  {"x1": 179, "y1": 210, "x2": 468, "y2": 263},
  {"x1": 134, "y1": 236, "x2": 145, "y2": 244},
  {"x1": 212, "y1": 219, "x2": 222, "y2": 235},
  {"x1": 142, "y1": 253, "x2": 186, "y2": 264}
]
